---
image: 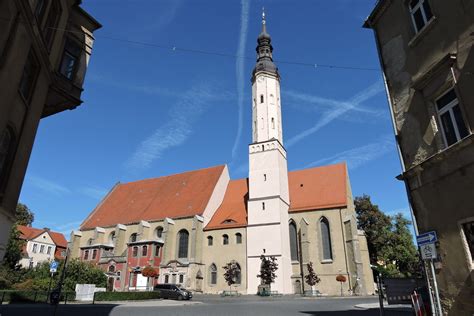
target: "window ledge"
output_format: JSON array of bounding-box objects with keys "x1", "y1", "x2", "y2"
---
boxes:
[
  {"x1": 400, "y1": 133, "x2": 474, "y2": 179},
  {"x1": 291, "y1": 260, "x2": 300, "y2": 264},
  {"x1": 321, "y1": 259, "x2": 333, "y2": 264},
  {"x1": 408, "y1": 17, "x2": 437, "y2": 48}
]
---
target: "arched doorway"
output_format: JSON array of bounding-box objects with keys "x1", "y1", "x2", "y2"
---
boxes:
[{"x1": 294, "y1": 280, "x2": 302, "y2": 294}]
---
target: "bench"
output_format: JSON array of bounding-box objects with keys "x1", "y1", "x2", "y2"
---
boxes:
[{"x1": 220, "y1": 290, "x2": 241, "y2": 297}]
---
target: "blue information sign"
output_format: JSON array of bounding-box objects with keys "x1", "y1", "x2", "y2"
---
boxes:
[
  {"x1": 416, "y1": 231, "x2": 437, "y2": 246},
  {"x1": 50, "y1": 261, "x2": 59, "y2": 273}
]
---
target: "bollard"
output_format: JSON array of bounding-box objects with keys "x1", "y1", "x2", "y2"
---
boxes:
[{"x1": 92, "y1": 291, "x2": 96, "y2": 305}]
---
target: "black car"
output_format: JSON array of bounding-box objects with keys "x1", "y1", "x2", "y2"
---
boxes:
[{"x1": 154, "y1": 284, "x2": 193, "y2": 300}]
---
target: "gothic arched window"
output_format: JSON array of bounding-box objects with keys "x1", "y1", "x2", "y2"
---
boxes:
[
  {"x1": 207, "y1": 236, "x2": 213, "y2": 246},
  {"x1": 289, "y1": 221, "x2": 299, "y2": 261},
  {"x1": 129, "y1": 233, "x2": 137, "y2": 243},
  {"x1": 108, "y1": 231, "x2": 116, "y2": 245},
  {"x1": 142, "y1": 245, "x2": 148, "y2": 256},
  {"x1": 209, "y1": 263, "x2": 217, "y2": 285},
  {"x1": 235, "y1": 233, "x2": 242, "y2": 244},
  {"x1": 223, "y1": 234, "x2": 229, "y2": 245},
  {"x1": 320, "y1": 217, "x2": 333, "y2": 260},
  {"x1": 177, "y1": 229, "x2": 189, "y2": 259},
  {"x1": 108, "y1": 265, "x2": 115, "y2": 273},
  {"x1": 155, "y1": 226, "x2": 163, "y2": 238}
]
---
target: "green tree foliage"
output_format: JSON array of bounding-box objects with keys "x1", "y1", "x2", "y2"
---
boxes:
[
  {"x1": 15, "y1": 203, "x2": 35, "y2": 226},
  {"x1": 304, "y1": 262, "x2": 320, "y2": 287},
  {"x1": 354, "y1": 194, "x2": 420, "y2": 277},
  {"x1": 222, "y1": 261, "x2": 241, "y2": 287},
  {"x1": 2, "y1": 225, "x2": 24, "y2": 270},
  {"x1": 257, "y1": 255, "x2": 278, "y2": 285},
  {"x1": 0, "y1": 259, "x2": 106, "y2": 291},
  {"x1": 2, "y1": 203, "x2": 35, "y2": 269}
]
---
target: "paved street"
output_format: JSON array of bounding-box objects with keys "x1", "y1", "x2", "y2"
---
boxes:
[{"x1": 0, "y1": 295, "x2": 412, "y2": 316}]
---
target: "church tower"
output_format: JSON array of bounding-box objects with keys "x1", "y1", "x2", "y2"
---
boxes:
[{"x1": 246, "y1": 10, "x2": 293, "y2": 294}]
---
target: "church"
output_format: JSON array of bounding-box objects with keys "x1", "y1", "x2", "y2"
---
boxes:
[{"x1": 70, "y1": 13, "x2": 374, "y2": 296}]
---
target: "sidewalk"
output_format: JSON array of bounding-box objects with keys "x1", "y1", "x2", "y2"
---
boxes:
[{"x1": 355, "y1": 302, "x2": 413, "y2": 311}]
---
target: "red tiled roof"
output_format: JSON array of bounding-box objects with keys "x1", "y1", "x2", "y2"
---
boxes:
[
  {"x1": 288, "y1": 163, "x2": 347, "y2": 212},
  {"x1": 80, "y1": 165, "x2": 226, "y2": 230},
  {"x1": 205, "y1": 179, "x2": 248, "y2": 231},
  {"x1": 18, "y1": 225, "x2": 68, "y2": 248},
  {"x1": 204, "y1": 163, "x2": 347, "y2": 230}
]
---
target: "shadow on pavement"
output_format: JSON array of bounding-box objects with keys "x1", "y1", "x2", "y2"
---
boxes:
[
  {"x1": 300, "y1": 308, "x2": 412, "y2": 315},
  {"x1": 0, "y1": 303, "x2": 119, "y2": 316}
]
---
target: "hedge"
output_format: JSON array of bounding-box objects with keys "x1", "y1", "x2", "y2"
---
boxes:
[
  {"x1": 94, "y1": 291, "x2": 161, "y2": 301},
  {"x1": 0, "y1": 290, "x2": 76, "y2": 304}
]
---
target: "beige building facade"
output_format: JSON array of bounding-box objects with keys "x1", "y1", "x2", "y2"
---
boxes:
[
  {"x1": 70, "y1": 15, "x2": 374, "y2": 296},
  {"x1": 0, "y1": 0, "x2": 101, "y2": 260},
  {"x1": 364, "y1": 1, "x2": 474, "y2": 314}
]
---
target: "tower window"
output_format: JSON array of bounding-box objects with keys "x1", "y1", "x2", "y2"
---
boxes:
[
  {"x1": 264, "y1": 174, "x2": 267, "y2": 181},
  {"x1": 223, "y1": 234, "x2": 229, "y2": 245},
  {"x1": 262, "y1": 202, "x2": 265, "y2": 210},
  {"x1": 260, "y1": 95, "x2": 264, "y2": 103},
  {"x1": 271, "y1": 117, "x2": 275, "y2": 129}
]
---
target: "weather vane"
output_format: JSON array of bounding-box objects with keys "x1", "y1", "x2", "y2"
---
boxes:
[{"x1": 262, "y1": 7, "x2": 266, "y2": 25}]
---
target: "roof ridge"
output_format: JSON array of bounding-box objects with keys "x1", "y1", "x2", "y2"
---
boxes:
[{"x1": 121, "y1": 164, "x2": 226, "y2": 186}]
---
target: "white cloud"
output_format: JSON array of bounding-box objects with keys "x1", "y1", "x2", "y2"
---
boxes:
[
  {"x1": 231, "y1": 0, "x2": 251, "y2": 159},
  {"x1": 27, "y1": 175, "x2": 71, "y2": 196},
  {"x1": 285, "y1": 81, "x2": 385, "y2": 148},
  {"x1": 304, "y1": 136, "x2": 394, "y2": 170},
  {"x1": 125, "y1": 84, "x2": 216, "y2": 173}
]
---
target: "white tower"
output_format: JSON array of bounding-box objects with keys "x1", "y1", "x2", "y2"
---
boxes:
[{"x1": 246, "y1": 10, "x2": 293, "y2": 294}]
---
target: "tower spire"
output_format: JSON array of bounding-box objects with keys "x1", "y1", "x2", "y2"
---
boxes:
[{"x1": 252, "y1": 9, "x2": 279, "y2": 81}]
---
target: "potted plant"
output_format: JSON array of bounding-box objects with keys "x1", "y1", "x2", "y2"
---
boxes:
[
  {"x1": 304, "y1": 262, "x2": 320, "y2": 296},
  {"x1": 336, "y1": 274, "x2": 347, "y2": 296}
]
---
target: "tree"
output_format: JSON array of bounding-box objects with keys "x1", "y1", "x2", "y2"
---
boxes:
[
  {"x1": 257, "y1": 255, "x2": 278, "y2": 286},
  {"x1": 305, "y1": 262, "x2": 320, "y2": 294},
  {"x1": 142, "y1": 266, "x2": 159, "y2": 290},
  {"x1": 2, "y1": 225, "x2": 24, "y2": 270},
  {"x1": 355, "y1": 194, "x2": 421, "y2": 277},
  {"x1": 354, "y1": 195, "x2": 392, "y2": 264},
  {"x1": 15, "y1": 203, "x2": 34, "y2": 226},
  {"x1": 222, "y1": 261, "x2": 240, "y2": 291}
]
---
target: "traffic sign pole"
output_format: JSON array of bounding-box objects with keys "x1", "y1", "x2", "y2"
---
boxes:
[{"x1": 429, "y1": 259, "x2": 442, "y2": 316}]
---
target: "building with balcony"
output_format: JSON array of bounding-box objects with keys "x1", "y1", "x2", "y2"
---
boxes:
[
  {"x1": 364, "y1": 1, "x2": 474, "y2": 314},
  {"x1": 70, "y1": 14, "x2": 374, "y2": 295},
  {"x1": 0, "y1": 0, "x2": 101, "y2": 260}
]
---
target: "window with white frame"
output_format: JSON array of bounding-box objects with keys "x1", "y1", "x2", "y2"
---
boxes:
[
  {"x1": 32, "y1": 243, "x2": 38, "y2": 253},
  {"x1": 409, "y1": 0, "x2": 433, "y2": 33},
  {"x1": 40, "y1": 245, "x2": 44, "y2": 253},
  {"x1": 436, "y1": 88, "x2": 469, "y2": 147},
  {"x1": 461, "y1": 220, "x2": 474, "y2": 263},
  {"x1": 47, "y1": 246, "x2": 52, "y2": 255}
]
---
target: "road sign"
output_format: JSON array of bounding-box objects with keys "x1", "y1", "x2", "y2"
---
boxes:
[
  {"x1": 420, "y1": 243, "x2": 437, "y2": 260},
  {"x1": 50, "y1": 260, "x2": 58, "y2": 273},
  {"x1": 416, "y1": 231, "x2": 437, "y2": 246}
]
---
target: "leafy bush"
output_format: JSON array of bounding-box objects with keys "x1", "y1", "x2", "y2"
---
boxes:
[
  {"x1": 1, "y1": 290, "x2": 75, "y2": 304},
  {"x1": 94, "y1": 291, "x2": 162, "y2": 301}
]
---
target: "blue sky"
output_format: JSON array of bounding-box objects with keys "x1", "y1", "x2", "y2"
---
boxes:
[{"x1": 19, "y1": 0, "x2": 412, "y2": 238}]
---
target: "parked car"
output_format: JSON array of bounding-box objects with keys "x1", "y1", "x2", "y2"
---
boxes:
[{"x1": 154, "y1": 284, "x2": 193, "y2": 300}]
